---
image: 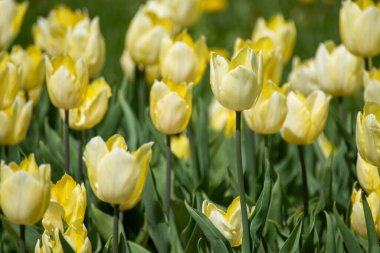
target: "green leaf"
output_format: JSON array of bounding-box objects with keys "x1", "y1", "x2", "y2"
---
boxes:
[
  {"x1": 91, "y1": 204, "x2": 124, "y2": 242},
  {"x1": 88, "y1": 228, "x2": 102, "y2": 253},
  {"x1": 184, "y1": 201, "x2": 233, "y2": 253},
  {"x1": 362, "y1": 192, "x2": 380, "y2": 253},
  {"x1": 279, "y1": 220, "x2": 302, "y2": 253},
  {"x1": 324, "y1": 212, "x2": 336, "y2": 253},
  {"x1": 59, "y1": 231, "x2": 75, "y2": 253},
  {"x1": 128, "y1": 241, "x2": 152, "y2": 253}
]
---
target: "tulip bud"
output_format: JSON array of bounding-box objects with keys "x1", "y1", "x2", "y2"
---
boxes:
[
  {"x1": 314, "y1": 41, "x2": 364, "y2": 96},
  {"x1": 208, "y1": 98, "x2": 236, "y2": 137},
  {"x1": 281, "y1": 90, "x2": 331, "y2": 145},
  {"x1": 160, "y1": 32, "x2": 208, "y2": 85},
  {"x1": 243, "y1": 81, "x2": 287, "y2": 134},
  {"x1": 0, "y1": 52, "x2": 20, "y2": 110},
  {"x1": 0, "y1": 95, "x2": 32, "y2": 146},
  {"x1": 10, "y1": 45, "x2": 45, "y2": 91},
  {"x1": 364, "y1": 68, "x2": 380, "y2": 105},
  {"x1": 145, "y1": 63, "x2": 161, "y2": 84},
  {"x1": 84, "y1": 135, "x2": 153, "y2": 210},
  {"x1": 340, "y1": 0, "x2": 380, "y2": 57},
  {"x1": 356, "y1": 153, "x2": 380, "y2": 195},
  {"x1": 288, "y1": 57, "x2": 320, "y2": 96},
  {"x1": 210, "y1": 47, "x2": 263, "y2": 112},
  {"x1": 45, "y1": 54, "x2": 88, "y2": 110},
  {"x1": 202, "y1": 0, "x2": 228, "y2": 13},
  {"x1": 252, "y1": 14, "x2": 296, "y2": 63},
  {"x1": 317, "y1": 134, "x2": 335, "y2": 159},
  {"x1": 150, "y1": 80, "x2": 192, "y2": 135},
  {"x1": 159, "y1": 0, "x2": 202, "y2": 29},
  {"x1": 0, "y1": 154, "x2": 51, "y2": 225},
  {"x1": 120, "y1": 49, "x2": 136, "y2": 81},
  {"x1": 63, "y1": 77, "x2": 111, "y2": 131},
  {"x1": 171, "y1": 134, "x2": 190, "y2": 160},
  {"x1": 0, "y1": 0, "x2": 27, "y2": 49}
]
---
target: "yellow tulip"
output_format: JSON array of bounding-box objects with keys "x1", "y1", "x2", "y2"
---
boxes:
[
  {"x1": 202, "y1": 0, "x2": 228, "y2": 13},
  {"x1": 364, "y1": 68, "x2": 380, "y2": 105},
  {"x1": 0, "y1": 0, "x2": 27, "y2": 49},
  {"x1": 0, "y1": 154, "x2": 50, "y2": 225},
  {"x1": 209, "y1": 47, "x2": 230, "y2": 59},
  {"x1": 0, "y1": 52, "x2": 20, "y2": 110},
  {"x1": 0, "y1": 95, "x2": 32, "y2": 146},
  {"x1": 252, "y1": 14, "x2": 296, "y2": 63},
  {"x1": 208, "y1": 98, "x2": 236, "y2": 137},
  {"x1": 120, "y1": 49, "x2": 136, "y2": 81},
  {"x1": 340, "y1": 0, "x2": 380, "y2": 57},
  {"x1": 288, "y1": 57, "x2": 320, "y2": 96},
  {"x1": 317, "y1": 134, "x2": 336, "y2": 159},
  {"x1": 356, "y1": 153, "x2": 380, "y2": 195},
  {"x1": 42, "y1": 201, "x2": 65, "y2": 234},
  {"x1": 202, "y1": 197, "x2": 251, "y2": 247},
  {"x1": 210, "y1": 47, "x2": 263, "y2": 111},
  {"x1": 45, "y1": 54, "x2": 88, "y2": 110},
  {"x1": 281, "y1": 90, "x2": 331, "y2": 145},
  {"x1": 25, "y1": 82, "x2": 44, "y2": 106},
  {"x1": 145, "y1": 63, "x2": 161, "y2": 84},
  {"x1": 63, "y1": 77, "x2": 112, "y2": 131},
  {"x1": 160, "y1": 32, "x2": 208, "y2": 84},
  {"x1": 10, "y1": 45, "x2": 45, "y2": 91},
  {"x1": 84, "y1": 134, "x2": 153, "y2": 210},
  {"x1": 243, "y1": 81, "x2": 287, "y2": 134},
  {"x1": 356, "y1": 102, "x2": 380, "y2": 167},
  {"x1": 171, "y1": 134, "x2": 190, "y2": 160},
  {"x1": 150, "y1": 79, "x2": 192, "y2": 135},
  {"x1": 159, "y1": 0, "x2": 202, "y2": 29},
  {"x1": 314, "y1": 41, "x2": 364, "y2": 96}
]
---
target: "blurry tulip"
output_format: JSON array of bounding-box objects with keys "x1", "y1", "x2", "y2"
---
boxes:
[
  {"x1": 120, "y1": 49, "x2": 136, "y2": 81},
  {"x1": 364, "y1": 68, "x2": 380, "y2": 105},
  {"x1": 288, "y1": 57, "x2": 320, "y2": 96},
  {"x1": 160, "y1": 0, "x2": 202, "y2": 28},
  {"x1": 208, "y1": 98, "x2": 236, "y2": 137},
  {"x1": 10, "y1": 45, "x2": 45, "y2": 91},
  {"x1": 25, "y1": 82, "x2": 44, "y2": 106},
  {"x1": 0, "y1": 95, "x2": 32, "y2": 146},
  {"x1": 202, "y1": 0, "x2": 228, "y2": 12},
  {"x1": 45, "y1": 54, "x2": 88, "y2": 110},
  {"x1": 243, "y1": 81, "x2": 287, "y2": 134},
  {"x1": 64, "y1": 77, "x2": 111, "y2": 131},
  {"x1": 281, "y1": 90, "x2": 331, "y2": 145},
  {"x1": 210, "y1": 47, "x2": 263, "y2": 111},
  {"x1": 356, "y1": 153, "x2": 380, "y2": 195},
  {"x1": 314, "y1": 41, "x2": 364, "y2": 96},
  {"x1": 171, "y1": 134, "x2": 190, "y2": 160},
  {"x1": 84, "y1": 134, "x2": 153, "y2": 210},
  {"x1": 317, "y1": 134, "x2": 336, "y2": 159},
  {"x1": 145, "y1": 64, "x2": 161, "y2": 84},
  {"x1": 0, "y1": 0, "x2": 27, "y2": 49},
  {"x1": 210, "y1": 47, "x2": 230, "y2": 59},
  {"x1": 0, "y1": 154, "x2": 50, "y2": 225},
  {"x1": 340, "y1": 0, "x2": 380, "y2": 57},
  {"x1": 150, "y1": 80, "x2": 192, "y2": 135},
  {"x1": 160, "y1": 32, "x2": 208, "y2": 84},
  {"x1": 252, "y1": 14, "x2": 296, "y2": 63},
  {"x1": 0, "y1": 52, "x2": 20, "y2": 110}
]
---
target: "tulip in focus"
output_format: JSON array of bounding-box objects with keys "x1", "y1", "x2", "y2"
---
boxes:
[
  {"x1": 0, "y1": 52, "x2": 20, "y2": 109},
  {"x1": 150, "y1": 80, "x2": 192, "y2": 135},
  {"x1": 0, "y1": 154, "x2": 50, "y2": 225},
  {"x1": 281, "y1": 90, "x2": 331, "y2": 145},
  {"x1": 356, "y1": 153, "x2": 380, "y2": 196},
  {"x1": 210, "y1": 47, "x2": 263, "y2": 112},
  {"x1": 84, "y1": 134, "x2": 153, "y2": 210},
  {"x1": 288, "y1": 57, "x2": 320, "y2": 96},
  {"x1": 0, "y1": 0, "x2": 27, "y2": 49},
  {"x1": 171, "y1": 134, "x2": 191, "y2": 160},
  {"x1": 208, "y1": 98, "x2": 236, "y2": 137}
]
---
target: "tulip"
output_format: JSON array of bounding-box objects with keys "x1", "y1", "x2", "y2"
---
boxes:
[
  {"x1": 160, "y1": 32, "x2": 208, "y2": 84},
  {"x1": 84, "y1": 134, "x2": 153, "y2": 210},
  {"x1": 314, "y1": 41, "x2": 364, "y2": 96},
  {"x1": 252, "y1": 14, "x2": 296, "y2": 63},
  {"x1": 120, "y1": 49, "x2": 136, "y2": 81},
  {"x1": 243, "y1": 81, "x2": 287, "y2": 134},
  {"x1": 23, "y1": 82, "x2": 44, "y2": 106},
  {"x1": 364, "y1": 68, "x2": 380, "y2": 105},
  {"x1": 45, "y1": 54, "x2": 88, "y2": 110},
  {"x1": 288, "y1": 57, "x2": 320, "y2": 96},
  {"x1": 160, "y1": 0, "x2": 202, "y2": 29},
  {"x1": 202, "y1": 0, "x2": 228, "y2": 13},
  {"x1": 0, "y1": 95, "x2": 32, "y2": 146},
  {"x1": 171, "y1": 133, "x2": 190, "y2": 160},
  {"x1": 0, "y1": 154, "x2": 50, "y2": 225},
  {"x1": 202, "y1": 197, "x2": 251, "y2": 247},
  {"x1": 340, "y1": 0, "x2": 380, "y2": 58},
  {"x1": 317, "y1": 134, "x2": 336, "y2": 159},
  {"x1": 0, "y1": 52, "x2": 20, "y2": 110},
  {"x1": 0, "y1": 0, "x2": 27, "y2": 49},
  {"x1": 281, "y1": 90, "x2": 331, "y2": 145},
  {"x1": 356, "y1": 153, "x2": 380, "y2": 196},
  {"x1": 150, "y1": 79, "x2": 192, "y2": 135},
  {"x1": 210, "y1": 47, "x2": 263, "y2": 111},
  {"x1": 208, "y1": 98, "x2": 236, "y2": 137},
  {"x1": 10, "y1": 45, "x2": 45, "y2": 91},
  {"x1": 66, "y1": 17, "x2": 106, "y2": 77},
  {"x1": 145, "y1": 63, "x2": 161, "y2": 84},
  {"x1": 356, "y1": 102, "x2": 380, "y2": 167}
]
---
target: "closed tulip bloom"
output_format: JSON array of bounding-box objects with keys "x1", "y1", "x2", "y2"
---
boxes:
[
  {"x1": 202, "y1": 0, "x2": 228, "y2": 13},
  {"x1": 208, "y1": 98, "x2": 236, "y2": 137},
  {"x1": 314, "y1": 41, "x2": 364, "y2": 96},
  {"x1": 145, "y1": 63, "x2": 161, "y2": 84},
  {"x1": 252, "y1": 14, "x2": 296, "y2": 63},
  {"x1": 160, "y1": 32, "x2": 208, "y2": 84},
  {"x1": 340, "y1": 0, "x2": 380, "y2": 57},
  {"x1": 45, "y1": 54, "x2": 88, "y2": 110},
  {"x1": 66, "y1": 17, "x2": 106, "y2": 77},
  {"x1": 171, "y1": 134, "x2": 190, "y2": 160},
  {"x1": 84, "y1": 135, "x2": 153, "y2": 210},
  {"x1": 64, "y1": 77, "x2": 111, "y2": 131},
  {"x1": 288, "y1": 57, "x2": 320, "y2": 96},
  {"x1": 0, "y1": 0, "x2": 27, "y2": 49},
  {"x1": 150, "y1": 80, "x2": 192, "y2": 135},
  {"x1": 0, "y1": 95, "x2": 32, "y2": 146},
  {"x1": 281, "y1": 90, "x2": 331, "y2": 145},
  {"x1": 364, "y1": 68, "x2": 380, "y2": 105},
  {"x1": 210, "y1": 47, "x2": 263, "y2": 111},
  {"x1": 160, "y1": 0, "x2": 202, "y2": 29},
  {"x1": 317, "y1": 134, "x2": 336, "y2": 159},
  {"x1": 356, "y1": 153, "x2": 380, "y2": 195},
  {"x1": 0, "y1": 154, "x2": 50, "y2": 225},
  {"x1": 120, "y1": 49, "x2": 136, "y2": 81},
  {"x1": 10, "y1": 45, "x2": 45, "y2": 91},
  {"x1": 25, "y1": 82, "x2": 44, "y2": 106},
  {"x1": 0, "y1": 53, "x2": 20, "y2": 109}
]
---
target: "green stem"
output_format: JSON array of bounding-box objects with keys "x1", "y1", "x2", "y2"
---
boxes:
[
  {"x1": 78, "y1": 131, "x2": 84, "y2": 182},
  {"x1": 187, "y1": 126, "x2": 200, "y2": 185},
  {"x1": 136, "y1": 69, "x2": 146, "y2": 123},
  {"x1": 113, "y1": 205, "x2": 119, "y2": 253},
  {"x1": 235, "y1": 111, "x2": 251, "y2": 253},
  {"x1": 165, "y1": 135, "x2": 172, "y2": 219},
  {"x1": 19, "y1": 225, "x2": 25, "y2": 253},
  {"x1": 64, "y1": 110, "x2": 70, "y2": 175},
  {"x1": 297, "y1": 145, "x2": 309, "y2": 216}
]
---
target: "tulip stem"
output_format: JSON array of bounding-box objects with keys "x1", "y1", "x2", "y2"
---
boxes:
[
  {"x1": 78, "y1": 131, "x2": 84, "y2": 183},
  {"x1": 19, "y1": 225, "x2": 25, "y2": 253},
  {"x1": 113, "y1": 204, "x2": 119, "y2": 253},
  {"x1": 235, "y1": 111, "x2": 251, "y2": 253},
  {"x1": 64, "y1": 110, "x2": 70, "y2": 175},
  {"x1": 365, "y1": 58, "x2": 372, "y2": 71},
  {"x1": 165, "y1": 135, "x2": 172, "y2": 219},
  {"x1": 297, "y1": 145, "x2": 309, "y2": 216}
]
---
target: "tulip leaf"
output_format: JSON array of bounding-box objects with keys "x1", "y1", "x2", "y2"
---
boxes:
[
  {"x1": 118, "y1": 91, "x2": 139, "y2": 150},
  {"x1": 362, "y1": 193, "x2": 380, "y2": 253},
  {"x1": 128, "y1": 241, "x2": 151, "y2": 253},
  {"x1": 88, "y1": 228, "x2": 102, "y2": 253},
  {"x1": 279, "y1": 219, "x2": 302, "y2": 253},
  {"x1": 91, "y1": 204, "x2": 124, "y2": 242},
  {"x1": 59, "y1": 231, "x2": 76, "y2": 253},
  {"x1": 184, "y1": 201, "x2": 234, "y2": 253},
  {"x1": 324, "y1": 211, "x2": 336, "y2": 253}
]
